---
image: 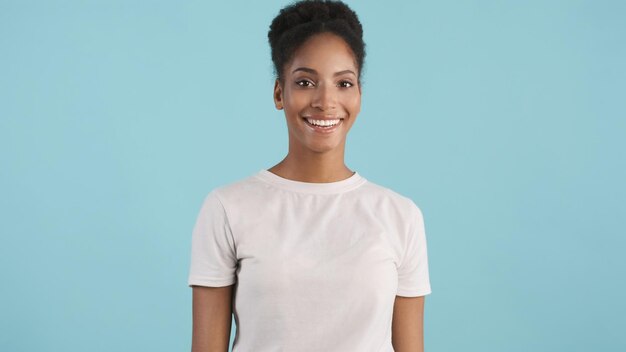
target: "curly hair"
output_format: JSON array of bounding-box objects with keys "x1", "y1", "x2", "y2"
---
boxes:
[{"x1": 268, "y1": 0, "x2": 366, "y2": 83}]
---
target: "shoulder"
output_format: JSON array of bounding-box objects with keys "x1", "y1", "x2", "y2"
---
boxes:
[
  {"x1": 354, "y1": 178, "x2": 424, "y2": 228},
  {"x1": 204, "y1": 172, "x2": 265, "y2": 201},
  {"x1": 360, "y1": 179, "x2": 422, "y2": 212},
  {"x1": 198, "y1": 172, "x2": 271, "y2": 215}
]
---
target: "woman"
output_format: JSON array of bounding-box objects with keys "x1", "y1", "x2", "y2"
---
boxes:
[{"x1": 188, "y1": 1, "x2": 432, "y2": 351}]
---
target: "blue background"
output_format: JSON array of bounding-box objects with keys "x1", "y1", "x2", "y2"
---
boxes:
[{"x1": 1, "y1": 0, "x2": 625, "y2": 351}]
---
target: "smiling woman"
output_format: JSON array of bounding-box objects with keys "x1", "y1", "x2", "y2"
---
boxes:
[
  {"x1": 273, "y1": 32, "x2": 361, "y2": 157},
  {"x1": 188, "y1": 1, "x2": 432, "y2": 351}
]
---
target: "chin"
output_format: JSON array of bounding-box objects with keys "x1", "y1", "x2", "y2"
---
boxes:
[{"x1": 307, "y1": 143, "x2": 342, "y2": 154}]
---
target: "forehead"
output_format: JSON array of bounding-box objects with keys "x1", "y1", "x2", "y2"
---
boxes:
[{"x1": 287, "y1": 32, "x2": 358, "y2": 74}]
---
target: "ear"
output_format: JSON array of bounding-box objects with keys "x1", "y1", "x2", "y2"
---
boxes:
[{"x1": 273, "y1": 79, "x2": 284, "y2": 110}]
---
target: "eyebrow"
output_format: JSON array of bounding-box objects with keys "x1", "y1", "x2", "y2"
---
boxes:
[{"x1": 292, "y1": 67, "x2": 356, "y2": 77}]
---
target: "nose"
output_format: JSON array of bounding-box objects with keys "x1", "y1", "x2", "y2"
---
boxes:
[{"x1": 311, "y1": 83, "x2": 337, "y2": 111}]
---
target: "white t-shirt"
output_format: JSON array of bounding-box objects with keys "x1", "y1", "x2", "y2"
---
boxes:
[{"x1": 188, "y1": 169, "x2": 431, "y2": 352}]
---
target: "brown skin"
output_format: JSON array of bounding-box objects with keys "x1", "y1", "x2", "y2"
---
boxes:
[
  {"x1": 191, "y1": 31, "x2": 426, "y2": 351},
  {"x1": 269, "y1": 32, "x2": 361, "y2": 183},
  {"x1": 191, "y1": 285, "x2": 233, "y2": 352},
  {"x1": 393, "y1": 295, "x2": 426, "y2": 352}
]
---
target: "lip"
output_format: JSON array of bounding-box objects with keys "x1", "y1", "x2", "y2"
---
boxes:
[{"x1": 302, "y1": 117, "x2": 344, "y2": 134}]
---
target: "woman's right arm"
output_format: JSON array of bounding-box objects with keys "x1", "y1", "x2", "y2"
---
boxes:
[{"x1": 191, "y1": 285, "x2": 234, "y2": 352}]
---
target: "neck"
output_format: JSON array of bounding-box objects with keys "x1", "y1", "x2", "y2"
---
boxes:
[{"x1": 268, "y1": 144, "x2": 354, "y2": 183}]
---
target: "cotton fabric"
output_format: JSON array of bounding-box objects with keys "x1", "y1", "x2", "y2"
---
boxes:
[{"x1": 188, "y1": 169, "x2": 431, "y2": 351}]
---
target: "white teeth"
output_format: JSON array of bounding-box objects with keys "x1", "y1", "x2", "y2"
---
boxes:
[{"x1": 305, "y1": 118, "x2": 341, "y2": 127}]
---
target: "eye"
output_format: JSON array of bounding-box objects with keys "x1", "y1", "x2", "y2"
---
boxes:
[
  {"x1": 296, "y1": 80, "x2": 314, "y2": 87},
  {"x1": 338, "y1": 80, "x2": 354, "y2": 88}
]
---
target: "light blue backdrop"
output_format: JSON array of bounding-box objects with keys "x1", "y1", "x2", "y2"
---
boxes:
[{"x1": 1, "y1": 0, "x2": 624, "y2": 351}]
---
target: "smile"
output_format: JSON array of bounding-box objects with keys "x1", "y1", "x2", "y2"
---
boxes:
[{"x1": 302, "y1": 117, "x2": 344, "y2": 133}]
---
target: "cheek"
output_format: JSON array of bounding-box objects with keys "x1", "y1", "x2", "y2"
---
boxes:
[
  {"x1": 346, "y1": 93, "x2": 361, "y2": 114},
  {"x1": 283, "y1": 90, "x2": 309, "y2": 111}
]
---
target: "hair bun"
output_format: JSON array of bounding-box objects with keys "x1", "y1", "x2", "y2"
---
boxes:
[{"x1": 268, "y1": 0, "x2": 366, "y2": 81}]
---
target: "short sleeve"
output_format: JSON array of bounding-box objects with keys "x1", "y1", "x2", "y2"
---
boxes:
[
  {"x1": 187, "y1": 190, "x2": 238, "y2": 287},
  {"x1": 396, "y1": 203, "x2": 432, "y2": 297}
]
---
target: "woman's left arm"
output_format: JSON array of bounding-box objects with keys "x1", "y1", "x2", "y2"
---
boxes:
[{"x1": 391, "y1": 295, "x2": 426, "y2": 352}]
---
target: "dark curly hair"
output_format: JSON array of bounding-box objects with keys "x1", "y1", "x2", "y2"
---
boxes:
[{"x1": 268, "y1": 0, "x2": 366, "y2": 84}]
